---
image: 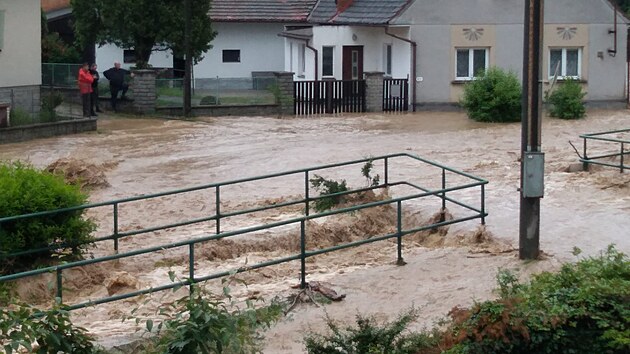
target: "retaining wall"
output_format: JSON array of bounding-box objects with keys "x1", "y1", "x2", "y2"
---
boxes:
[{"x1": 0, "y1": 118, "x2": 97, "y2": 144}]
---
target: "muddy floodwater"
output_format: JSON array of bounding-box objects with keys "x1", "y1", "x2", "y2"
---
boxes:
[{"x1": 1, "y1": 110, "x2": 629, "y2": 352}]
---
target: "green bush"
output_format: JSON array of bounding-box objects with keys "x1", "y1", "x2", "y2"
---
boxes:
[
  {"x1": 41, "y1": 91, "x2": 64, "y2": 123},
  {"x1": 304, "y1": 308, "x2": 441, "y2": 354},
  {"x1": 8, "y1": 108, "x2": 34, "y2": 127},
  {"x1": 460, "y1": 67, "x2": 522, "y2": 123},
  {"x1": 0, "y1": 161, "x2": 95, "y2": 271},
  {"x1": 141, "y1": 281, "x2": 283, "y2": 353},
  {"x1": 0, "y1": 299, "x2": 98, "y2": 354},
  {"x1": 309, "y1": 175, "x2": 349, "y2": 212},
  {"x1": 546, "y1": 79, "x2": 586, "y2": 119}
]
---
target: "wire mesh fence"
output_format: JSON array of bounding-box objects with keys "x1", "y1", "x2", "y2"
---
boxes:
[{"x1": 156, "y1": 76, "x2": 278, "y2": 107}]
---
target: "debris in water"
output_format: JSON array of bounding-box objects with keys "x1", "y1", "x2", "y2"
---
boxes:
[{"x1": 46, "y1": 158, "x2": 114, "y2": 189}]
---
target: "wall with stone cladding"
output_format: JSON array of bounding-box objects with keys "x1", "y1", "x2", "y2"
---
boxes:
[
  {"x1": 273, "y1": 72, "x2": 295, "y2": 116},
  {"x1": 364, "y1": 72, "x2": 385, "y2": 113},
  {"x1": 131, "y1": 70, "x2": 157, "y2": 114}
]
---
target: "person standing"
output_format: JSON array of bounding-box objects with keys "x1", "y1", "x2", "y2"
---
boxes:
[
  {"x1": 78, "y1": 63, "x2": 94, "y2": 118},
  {"x1": 89, "y1": 63, "x2": 102, "y2": 116},
  {"x1": 103, "y1": 61, "x2": 134, "y2": 112}
]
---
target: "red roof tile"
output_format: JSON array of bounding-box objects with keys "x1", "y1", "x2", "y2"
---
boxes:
[{"x1": 210, "y1": 0, "x2": 318, "y2": 23}]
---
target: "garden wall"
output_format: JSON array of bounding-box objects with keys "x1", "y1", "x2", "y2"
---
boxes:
[{"x1": 0, "y1": 118, "x2": 97, "y2": 144}]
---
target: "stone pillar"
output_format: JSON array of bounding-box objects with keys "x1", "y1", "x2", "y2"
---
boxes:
[
  {"x1": 364, "y1": 72, "x2": 385, "y2": 112},
  {"x1": 131, "y1": 70, "x2": 157, "y2": 114},
  {"x1": 273, "y1": 72, "x2": 295, "y2": 116}
]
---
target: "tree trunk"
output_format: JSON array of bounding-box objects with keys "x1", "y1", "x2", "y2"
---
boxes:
[{"x1": 134, "y1": 39, "x2": 154, "y2": 69}]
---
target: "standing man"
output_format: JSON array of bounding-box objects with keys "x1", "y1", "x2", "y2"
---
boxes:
[
  {"x1": 89, "y1": 63, "x2": 102, "y2": 116},
  {"x1": 78, "y1": 63, "x2": 94, "y2": 118},
  {"x1": 103, "y1": 61, "x2": 134, "y2": 112}
]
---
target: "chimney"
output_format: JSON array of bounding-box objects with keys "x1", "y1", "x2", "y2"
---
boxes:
[{"x1": 336, "y1": 0, "x2": 354, "y2": 12}]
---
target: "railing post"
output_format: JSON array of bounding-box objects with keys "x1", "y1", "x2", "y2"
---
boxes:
[
  {"x1": 189, "y1": 243, "x2": 195, "y2": 295},
  {"x1": 113, "y1": 203, "x2": 119, "y2": 253},
  {"x1": 441, "y1": 169, "x2": 446, "y2": 222},
  {"x1": 621, "y1": 142, "x2": 625, "y2": 173},
  {"x1": 304, "y1": 171, "x2": 310, "y2": 216},
  {"x1": 56, "y1": 268, "x2": 63, "y2": 303},
  {"x1": 481, "y1": 184, "x2": 486, "y2": 225},
  {"x1": 300, "y1": 220, "x2": 307, "y2": 289},
  {"x1": 396, "y1": 201, "x2": 405, "y2": 265},
  {"x1": 583, "y1": 138, "x2": 589, "y2": 171},
  {"x1": 215, "y1": 186, "x2": 221, "y2": 234},
  {"x1": 384, "y1": 157, "x2": 389, "y2": 186}
]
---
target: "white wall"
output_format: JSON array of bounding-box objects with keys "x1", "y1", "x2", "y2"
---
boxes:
[
  {"x1": 306, "y1": 26, "x2": 411, "y2": 80},
  {"x1": 0, "y1": 0, "x2": 41, "y2": 87},
  {"x1": 96, "y1": 44, "x2": 172, "y2": 71}
]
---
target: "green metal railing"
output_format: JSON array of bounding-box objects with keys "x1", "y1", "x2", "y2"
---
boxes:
[
  {"x1": 580, "y1": 129, "x2": 630, "y2": 172},
  {"x1": 42, "y1": 63, "x2": 82, "y2": 88},
  {"x1": 0, "y1": 153, "x2": 488, "y2": 310}
]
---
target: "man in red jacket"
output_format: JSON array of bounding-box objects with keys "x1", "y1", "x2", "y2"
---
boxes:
[{"x1": 78, "y1": 63, "x2": 94, "y2": 118}]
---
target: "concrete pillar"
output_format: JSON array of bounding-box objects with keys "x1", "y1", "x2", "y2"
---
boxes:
[
  {"x1": 131, "y1": 70, "x2": 157, "y2": 114},
  {"x1": 365, "y1": 72, "x2": 385, "y2": 112},
  {"x1": 273, "y1": 72, "x2": 295, "y2": 116}
]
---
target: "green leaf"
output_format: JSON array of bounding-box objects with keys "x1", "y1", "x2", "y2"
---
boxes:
[{"x1": 146, "y1": 319, "x2": 153, "y2": 332}]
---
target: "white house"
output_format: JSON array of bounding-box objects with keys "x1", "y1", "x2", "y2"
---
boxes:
[{"x1": 0, "y1": 0, "x2": 42, "y2": 115}]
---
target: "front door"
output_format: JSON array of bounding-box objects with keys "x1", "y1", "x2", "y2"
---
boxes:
[{"x1": 342, "y1": 46, "x2": 364, "y2": 80}]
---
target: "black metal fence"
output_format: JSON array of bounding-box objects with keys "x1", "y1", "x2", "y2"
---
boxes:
[
  {"x1": 383, "y1": 78, "x2": 409, "y2": 112},
  {"x1": 294, "y1": 80, "x2": 366, "y2": 115}
]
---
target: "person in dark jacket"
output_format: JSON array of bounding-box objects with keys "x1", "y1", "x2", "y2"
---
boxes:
[
  {"x1": 103, "y1": 61, "x2": 134, "y2": 112},
  {"x1": 89, "y1": 63, "x2": 102, "y2": 116}
]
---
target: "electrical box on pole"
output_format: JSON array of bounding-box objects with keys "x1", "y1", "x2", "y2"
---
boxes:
[{"x1": 519, "y1": 0, "x2": 544, "y2": 260}]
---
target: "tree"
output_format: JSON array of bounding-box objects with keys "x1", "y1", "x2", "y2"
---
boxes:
[
  {"x1": 41, "y1": 10, "x2": 81, "y2": 63},
  {"x1": 70, "y1": 0, "x2": 216, "y2": 68}
]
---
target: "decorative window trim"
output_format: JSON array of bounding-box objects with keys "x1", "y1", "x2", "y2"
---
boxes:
[
  {"x1": 455, "y1": 48, "x2": 489, "y2": 81},
  {"x1": 548, "y1": 47, "x2": 582, "y2": 80}
]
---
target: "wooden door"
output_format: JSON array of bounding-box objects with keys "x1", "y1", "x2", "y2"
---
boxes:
[{"x1": 342, "y1": 46, "x2": 364, "y2": 80}]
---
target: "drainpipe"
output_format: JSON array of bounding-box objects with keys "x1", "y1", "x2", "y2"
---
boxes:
[
  {"x1": 609, "y1": 2, "x2": 618, "y2": 57},
  {"x1": 385, "y1": 27, "x2": 417, "y2": 111}
]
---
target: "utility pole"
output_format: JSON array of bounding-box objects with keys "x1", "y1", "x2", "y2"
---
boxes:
[
  {"x1": 520, "y1": 0, "x2": 545, "y2": 260},
  {"x1": 183, "y1": 0, "x2": 192, "y2": 116}
]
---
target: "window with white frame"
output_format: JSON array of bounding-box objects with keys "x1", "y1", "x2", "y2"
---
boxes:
[
  {"x1": 455, "y1": 48, "x2": 488, "y2": 80},
  {"x1": 0, "y1": 11, "x2": 5, "y2": 52},
  {"x1": 322, "y1": 46, "x2": 334, "y2": 77},
  {"x1": 384, "y1": 44, "x2": 392, "y2": 76},
  {"x1": 549, "y1": 48, "x2": 581, "y2": 79},
  {"x1": 298, "y1": 43, "x2": 306, "y2": 76}
]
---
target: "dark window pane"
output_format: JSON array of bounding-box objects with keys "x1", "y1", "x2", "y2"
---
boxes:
[
  {"x1": 123, "y1": 49, "x2": 136, "y2": 64},
  {"x1": 222, "y1": 50, "x2": 240, "y2": 63},
  {"x1": 323, "y1": 46, "x2": 334, "y2": 76},
  {"x1": 550, "y1": 49, "x2": 562, "y2": 77},
  {"x1": 566, "y1": 49, "x2": 579, "y2": 77},
  {"x1": 456, "y1": 50, "x2": 469, "y2": 78},
  {"x1": 473, "y1": 49, "x2": 486, "y2": 77}
]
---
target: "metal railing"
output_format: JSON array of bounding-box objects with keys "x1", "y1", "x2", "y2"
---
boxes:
[
  {"x1": 42, "y1": 63, "x2": 82, "y2": 88},
  {"x1": 580, "y1": 129, "x2": 630, "y2": 172},
  {"x1": 0, "y1": 153, "x2": 488, "y2": 310}
]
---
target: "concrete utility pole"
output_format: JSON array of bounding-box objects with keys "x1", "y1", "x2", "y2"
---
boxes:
[
  {"x1": 520, "y1": 0, "x2": 545, "y2": 260},
  {"x1": 183, "y1": 0, "x2": 192, "y2": 116}
]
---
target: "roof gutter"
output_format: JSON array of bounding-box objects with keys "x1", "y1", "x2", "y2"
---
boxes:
[
  {"x1": 385, "y1": 27, "x2": 417, "y2": 111},
  {"x1": 278, "y1": 32, "x2": 319, "y2": 80}
]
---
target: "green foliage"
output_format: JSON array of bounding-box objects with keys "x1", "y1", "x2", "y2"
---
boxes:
[
  {"x1": 361, "y1": 160, "x2": 380, "y2": 187},
  {"x1": 41, "y1": 10, "x2": 81, "y2": 63},
  {"x1": 309, "y1": 175, "x2": 349, "y2": 212},
  {"x1": 0, "y1": 299, "x2": 97, "y2": 354},
  {"x1": 0, "y1": 161, "x2": 95, "y2": 272},
  {"x1": 460, "y1": 67, "x2": 522, "y2": 123},
  {"x1": 71, "y1": 0, "x2": 217, "y2": 68},
  {"x1": 200, "y1": 95, "x2": 219, "y2": 105},
  {"x1": 8, "y1": 108, "x2": 33, "y2": 127},
  {"x1": 444, "y1": 245, "x2": 630, "y2": 353},
  {"x1": 545, "y1": 79, "x2": 586, "y2": 119},
  {"x1": 140, "y1": 283, "x2": 283, "y2": 354},
  {"x1": 304, "y1": 308, "x2": 440, "y2": 354},
  {"x1": 40, "y1": 91, "x2": 64, "y2": 123}
]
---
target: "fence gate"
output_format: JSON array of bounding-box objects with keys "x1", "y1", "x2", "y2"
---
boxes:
[
  {"x1": 383, "y1": 78, "x2": 409, "y2": 112},
  {"x1": 294, "y1": 80, "x2": 366, "y2": 115}
]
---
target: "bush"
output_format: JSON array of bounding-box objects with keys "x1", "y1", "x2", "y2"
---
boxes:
[
  {"x1": 0, "y1": 299, "x2": 98, "y2": 354},
  {"x1": 309, "y1": 175, "x2": 349, "y2": 212},
  {"x1": 141, "y1": 281, "x2": 283, "y2": 353},
  {"x1": 460, "y1": 67, "x2": 522, "y2": 123},
  {"x1": 304, "y1": 308, "x2": 441, "y2": 354},
  {"x1": 546, "y1": 79, "x2": 586, "y2": 119},
  {"x1": 8, "y1": 108, "x2": 34, "y2": 127},
  {"x1": 0, "y1": 161, "x2": 95, "y2": 271}
]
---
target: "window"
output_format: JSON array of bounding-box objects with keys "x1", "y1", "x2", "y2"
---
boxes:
[
  {"x1": 456, "y1": 48, "x2": 488, "y2": 80},
  {"x1": 222, "y1": 49, "x2": 240, "y2": 63},
  {"x1": 384, "y1": 44, "x2": 392, "y2": 76},
  {"x1": 298, "y1": 44, "x2": 306, "y2": 76},
  {"x1": 123, "y1": 49, "x2": 136, "y2": 64},
  {"x1": 289, "y1": 42, "x2": 294, "y2": 72},
  {"x1": 0, "y1": 11, "x2": 4, "y2": 52},
  {"x1": 322, "y1": 46, "x2": 334, "y2": 77},
  {"x1": 549, "y1": 48, "x2": 581, "y2": 79}
]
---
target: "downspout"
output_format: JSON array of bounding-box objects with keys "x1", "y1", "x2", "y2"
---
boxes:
[
  {"x1": 303, "y1": 40, "x2": 319, "y2": 80},
  {"x1": 385, "y1": 27, "x2": 417, "y2": 111},
  {"x1": 609, "y1": 2, "x2": 618, "y2": 56}
]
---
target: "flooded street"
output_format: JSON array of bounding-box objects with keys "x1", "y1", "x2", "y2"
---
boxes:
[{"x1": 1, "y1": 110, "x2": 629, "y2": 352}]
